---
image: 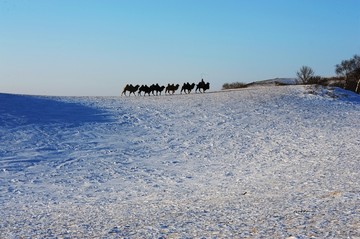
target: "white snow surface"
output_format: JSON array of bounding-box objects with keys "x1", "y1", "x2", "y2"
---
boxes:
[{"x1": 1, "y1": 85, "x2": 359, "y2": 238}]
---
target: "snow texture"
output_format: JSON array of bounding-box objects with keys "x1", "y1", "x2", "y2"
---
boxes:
[{"x1": 0, "y1": 85, "x2": 359, "y2": 238}]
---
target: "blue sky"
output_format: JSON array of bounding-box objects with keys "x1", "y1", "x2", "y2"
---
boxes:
[{"x1": 1, "y1": 0, "x2": 359, "y2": 96}]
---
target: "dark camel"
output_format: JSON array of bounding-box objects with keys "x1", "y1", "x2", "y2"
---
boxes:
[
  {"x1": 122, "y1": 84, "x2": 140, "y2": 96},
  {"x1": 180, "y1": 82, "x2": 196, "y2": 94}
]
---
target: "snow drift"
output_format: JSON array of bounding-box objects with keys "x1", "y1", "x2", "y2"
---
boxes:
[{"x1": 0, "y1": 85, "x2": 359, "y2": 238}]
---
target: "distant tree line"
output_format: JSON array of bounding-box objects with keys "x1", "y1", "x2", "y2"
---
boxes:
[
  {"x1": 222, "y1": 54, "x2": 360, "y2": 94},
  {"x1": 297, "y1": 54, "x2": 360, "y2": 94},
  {"x1": 222, "y1": 82, "x2": 248, "y2": 90}
]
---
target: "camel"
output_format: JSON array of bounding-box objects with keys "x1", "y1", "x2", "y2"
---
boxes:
[
  {"x1": 180, "y1": 82, "x2": 196, "y2": 94},
  {"x1": 195, "y1": 80, "x2": 210, "y2": 93},
  {"x1": 138, "y1": 85, "x2": 152, "y2": 96},
  {"x1": 165, "y1": 84, "x2": 180, "y2": 94},
  {"x1": 157, "y1": 85, "x2": 165, "y2": 95},
  {"x1": 122, "y1": 84, "x2": 140, "y2": 96},
  {"x1": 153, "y1": 84, "x2": 165, "y2": 96},
  {"x1": 150, "y1": 84, "x2": 157, "y2": 95}
]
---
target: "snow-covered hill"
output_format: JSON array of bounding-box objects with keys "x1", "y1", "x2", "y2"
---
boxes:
[
  {"x1": 248, "y1": 77, "x2": 298, "y2": 86},
  {"x1": 1, "y1": 86, "x2": 359, "y2": 238}
]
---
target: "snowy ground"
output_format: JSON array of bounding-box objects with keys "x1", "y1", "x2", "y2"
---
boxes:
[{"x1": 0, "y1": 85, "x2": 359, "y2": 238}]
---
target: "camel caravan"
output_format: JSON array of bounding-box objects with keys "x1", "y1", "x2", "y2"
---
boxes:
[{"x1": 121, "y1": 79, "x2": 210, "y2": 96}]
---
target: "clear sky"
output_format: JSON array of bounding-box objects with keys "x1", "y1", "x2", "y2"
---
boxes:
[{"x1": 1, "y1": 0, "x2": 359, "y2": 96}]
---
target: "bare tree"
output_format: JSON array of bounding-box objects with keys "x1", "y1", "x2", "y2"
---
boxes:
[
  {"x1": 352, "y1": 55, "x2": 360, "y2": 93},
  {"x1": 335, "y1": 59, "x2": 353, "y2": 89},
  {"x1": 297, "y1": 66, "x2": 315, "y2": 84},
  {"x1": 336, "y1": 54, "x2": 360, "y2": 92}
]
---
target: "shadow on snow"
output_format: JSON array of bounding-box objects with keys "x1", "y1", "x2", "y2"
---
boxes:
[{"x1": 0, "y1": 93, "x2": 111, "y2": 127}]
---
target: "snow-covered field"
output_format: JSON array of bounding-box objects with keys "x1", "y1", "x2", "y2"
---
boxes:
[{"x1": 1, "y1": 85, "x2": 359, "y2": 238}]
